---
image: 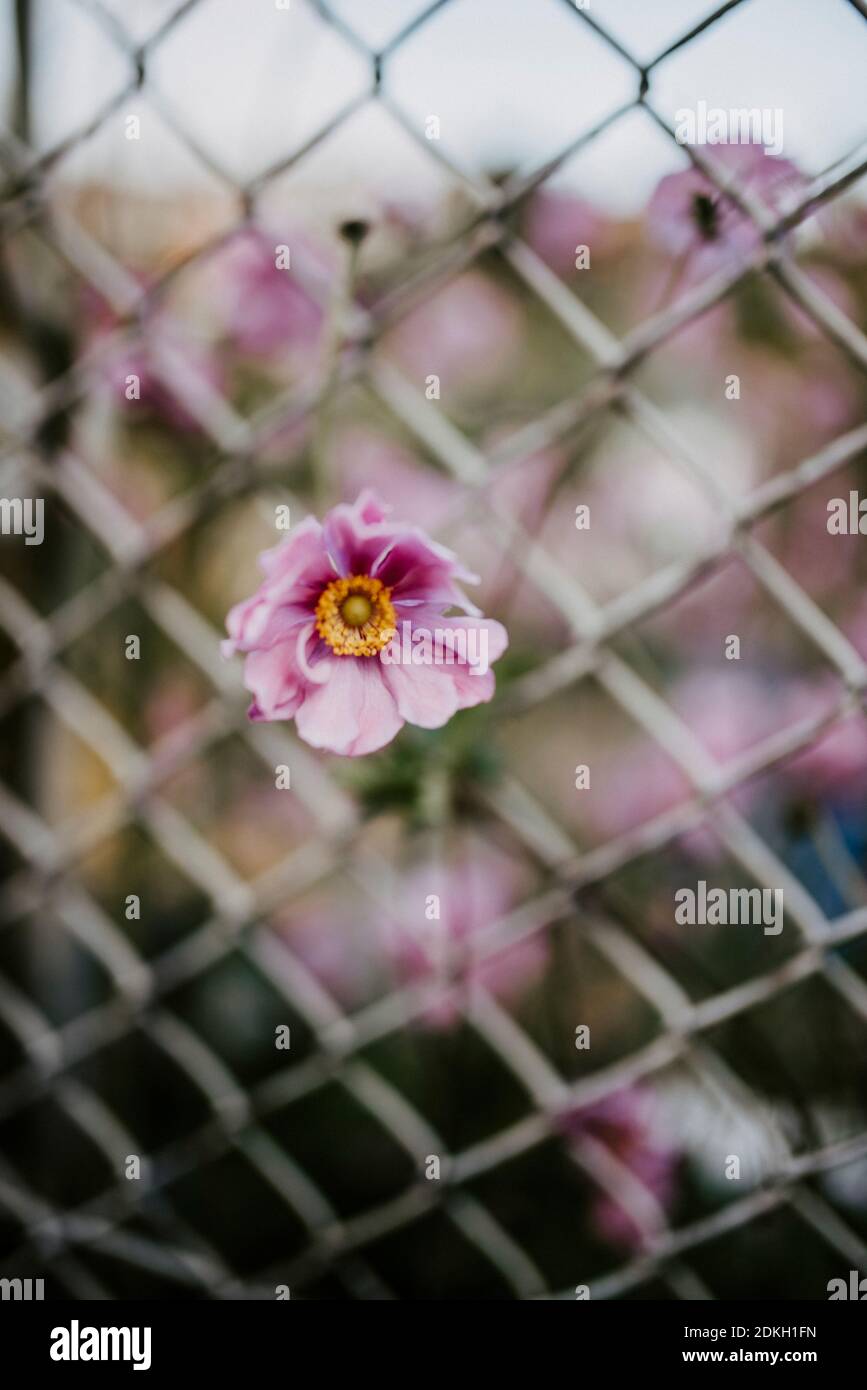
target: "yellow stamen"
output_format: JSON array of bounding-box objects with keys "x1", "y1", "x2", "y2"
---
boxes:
[{"x1": 315, "y1": 574, "x2": 396, "y2": 657}]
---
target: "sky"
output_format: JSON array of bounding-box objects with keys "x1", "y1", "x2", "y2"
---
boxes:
[{"x1": 1, "y1": 0, "x2": 866, "y2": 214}]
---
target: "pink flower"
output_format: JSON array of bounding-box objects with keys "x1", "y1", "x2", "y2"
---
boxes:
[
  {"x1": 216, "y1": 227, "x2": 325, "y2": 358},
  {"x1": 269, "y1": 837, "x2": 545, "y2": 1020},
  {"x1": 83, "y1": 288, "x2": 224, "y2": 431},
  {"x1": 142, "y1": 672, "x2": 204, "y2": 744},
  {"x1": 560, "y1": 1087, "x2": 679, "y2": 1249},
  {"x1": 522, "y1": 188, "x2": 618, "y2": 277},
  {"x1": 382, "y1": 270, "x2": 524, "y2": 393},
  {"x1": 781, "y1": 678, "x2": 867, "y2": 802},
  {"x1": 845, "y1": 600, "x2": 867, "y2": 664},
  {"x1": 223, "y1": 491, "x2": 508, "y2": 756},
  {"x1": 737, "y1": 347, "x2": 859, "y2": 468},
  {"x1": 587, "y1": 670, "x2": 777, "y2": 851},
  {"x1": 763, "y1": 475, "x2": 861, "y2": 599},
  {"x1": 273, "y1": 895, "x2": 385, "y2": 1009},
  {"x1": 645, "y1": 144, "x2": 804, "y2": 284},
  {"x1": 333, "y1": 425, "x2": 459, "y2": 528},
  {"x1": 383, "y1": 838, "x2": 547, "y2": 1029}
]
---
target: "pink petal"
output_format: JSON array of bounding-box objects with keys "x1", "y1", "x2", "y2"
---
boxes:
[
  {"x1": 296, "y1": 622, "x2": 331, "y2": 684},
  {"x1": 354, "y1": 488, "x2": 392, "y2": 525},
  {"x1": 448, "y1": 664, "x2": 496, "y2": 710},
  {"x1": 224, "y1": 595, "x2": 311, "y2": 655},
  {"x1": 295, "y1": 657, "x2": 403, "y2": 756},
  {"x1": 374, "y1": 532, "x2": 480, "y2": 595},
  {"x1": 403, "y1": 612, "x2": 509, "y2": 665},
  {"x1": 243, "y1": 645, "x2": 304, "y2": 720},
  {"x1": 381, "y1": 660, "x2": 461, "y2": 729},
  {"x1": 323, "y1": 509, "x2": 390, "y2": 578},
  {"x1": 259, "y1": 515, "x2": 328, "y2": 581}
]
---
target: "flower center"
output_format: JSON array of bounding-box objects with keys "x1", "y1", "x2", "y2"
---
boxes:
[
  {"x1": 315, "y1": 574, "x2": 396, "y2": 657},
  {"x1": 341, "y1": 594, "x2": 372, "y2": 627}
]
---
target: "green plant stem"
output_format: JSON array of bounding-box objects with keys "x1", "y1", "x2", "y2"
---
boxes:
[{"x1": 312, "y1": 239, "x2": 362, "y2": 513}]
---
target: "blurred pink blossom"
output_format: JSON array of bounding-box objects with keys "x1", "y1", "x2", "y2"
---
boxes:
[
  {"x1": 82, "y1": 287, "x2": 224, "y2": 430},
  {"x1": 645, "y1": 144, "x2": 804, "y2": 285},
  {"x1": 781, "y1": 678, "x2": 867, "y2": 801},
  {"x1": 223, "y1": 491, "x2": 508, "y2": 756},
  {"x1": 587, "y1": 670, "x2": 779, "y2": 850},
  {"x1": 142, "y1": 673, "x2": 204, "y2": 744},
  {"x1": 452, "y1": 442, "x2": 567, "y2": 637},
  {"x1": 215, "y1": 226, "x2": 326, "y2": 358},
  {"x1": 738, "y1": 347, "x2": 859, "y2": 466},
  {"x1": 764, "y1": 482, "x2": 861, "y2": 599},
  {"x1": 522, "y1": 188, "x2": 618, "y2": 277},
  {"x1": 560, "y1": 1087, "x2": 679, "y2": 1249},
  {"x1": 383, "y1": 838, "x2": 547, "y2": 1028},
  {"x1": 844, "y1": 601, "x2": 867, "y2": 663},
  {"x1": 271, "y1": 838, "x2": 545, "y2": 1021},
  {"x1": 334, "y1": 425, "x2": 459, "y2": 528},
  {"x1": 675, "y1": 668, "x2": 786, "y2": 763},
  {"x1": 273, "y1": 897, "x2": 385, "y2": 1009},
  {"x1": 383, "y1": 269, "x2": 524, "y2": 392}
]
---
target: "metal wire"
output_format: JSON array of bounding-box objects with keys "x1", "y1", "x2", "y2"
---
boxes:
[{"x1": 1, "y1": 0, "x2": 866, "y2": 1300}]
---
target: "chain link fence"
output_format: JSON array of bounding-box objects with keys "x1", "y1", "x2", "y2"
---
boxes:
[{"x1": 1, "y1": 0, "x2": 867, "y2": 1300}]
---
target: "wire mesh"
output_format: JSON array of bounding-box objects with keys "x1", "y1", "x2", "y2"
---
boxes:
[{"x1": 0, "y1": 0, "x2": 867, "y2": 1300}]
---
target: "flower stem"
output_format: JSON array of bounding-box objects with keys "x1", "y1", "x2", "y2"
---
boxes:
[{"x1": 311, "y1": 224, "x2": 367, "y2": 513}]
